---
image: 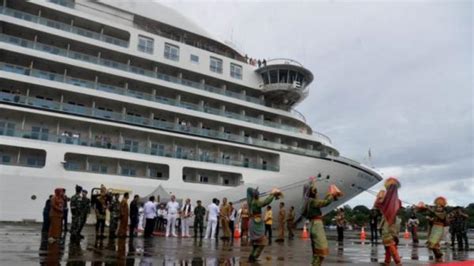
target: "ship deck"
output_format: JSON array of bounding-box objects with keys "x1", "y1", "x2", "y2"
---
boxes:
[{"x1": 1, "y1": 223, "x2": 473, "y2": 265}]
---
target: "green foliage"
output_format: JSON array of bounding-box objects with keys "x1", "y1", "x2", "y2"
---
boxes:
[
  {"x1": 466, "y1": 203, "x2": 474, "y2": 229},
  {"x1": 323, "y1": 203, "x2": 473, "y2": 230}
]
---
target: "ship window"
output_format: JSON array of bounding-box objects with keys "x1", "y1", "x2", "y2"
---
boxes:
[
  {"x1": 26, "y1": 156, "x2": 45, "y2": 167},
  {"x1": 230, "y1": 63, "x2": 242, "y2": 79},
  {"x1": 66, "y1": 161, "x2": 81, "y2": 171},
  {"x1": 151, "y1": 143, "x2": 165, "y2": 156},
  {"x1": 164, "y1": 43, "x2": 180, "y2": 61},
  {"x1": 138, "y1": 35, "x2": 154, "y2": 54},
  {"x1": 0, "y1": 121, "x2": 15, "y2": 136},
  {"x1": 123, "y1": 139, "x2": 139, "y2": 152},
  {"x1": 199, "y1": 175, "x2": 208, "y2": 183},
  {"x1": 30, "y1": 126, "x2": 49, "y2": 141},
  {"x1": 269, "y1": 70, "x2": 278, "y2": 83},
  {"x1": 2, "y1": 155, "x2": 11, "y2": 164},
  {"x1": 210, "y1": 57, "x2": 223, "y2": 73},
  {"x1": 90, "y1": 163, "x2": 108, "y2": 173},
  {"x1": 122, "y1": 167, "x2": 137, "y2": 176},
  {"x1": 190, "y1": 54, "x2": 199, "y2": 64},
  {"x1": 279, "y1": 70, "x2": 288, "y2": 83},
  {"x1": 149, "y1": 168, "x2": 166, "y2": 179}
]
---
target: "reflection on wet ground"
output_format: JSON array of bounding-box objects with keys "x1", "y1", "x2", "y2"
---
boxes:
[{"x1": 1, "y1": 223, "x2": 473, "y2": 265}]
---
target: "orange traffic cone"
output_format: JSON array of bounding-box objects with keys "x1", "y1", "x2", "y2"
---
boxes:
[
  {"x1": 360, "y1": 227, "x2": 366, "y2": 240},
  {"x1": 404, "y1": 228, "x2": 410, "y2": 239},
  {"x1": 234, "y1": 224, "x2": 241, "y2": 239},
  {"x1": 301, "y1": 223, "x2": 309, "y2": 239}
]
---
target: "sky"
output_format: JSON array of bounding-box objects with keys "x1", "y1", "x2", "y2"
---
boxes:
[{"x1": 157, "y1": 0, "x2": 473, "y2": 207}]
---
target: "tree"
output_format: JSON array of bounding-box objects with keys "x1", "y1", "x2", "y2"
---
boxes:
[
  {"x1": 466, "y1": 203, "x2": 474, "y2": 229},
  {"x1": 352, "y1": 205, "x2": 370, "y2": 227}
]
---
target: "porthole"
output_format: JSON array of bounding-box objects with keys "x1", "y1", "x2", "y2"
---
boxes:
[{"x1": 31, "y1": 195, "x2": 37, "y2": 200}]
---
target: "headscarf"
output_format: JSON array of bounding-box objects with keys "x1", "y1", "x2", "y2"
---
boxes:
[
  {"x1": 375, "y1": 177, "x2": 401, "y2": 225},
  {"x1": 54, "y1": 188, "x2": 63, "y2": 197},
  {"x1": 434, "y1": 196, "x2": 447, "y2": 207},
  {"x1": 246, "y1": 187, "x2": 259, "y2": 215},
  {"x1": 303, "y1": 177, "x2": 318, "y2": 199}
]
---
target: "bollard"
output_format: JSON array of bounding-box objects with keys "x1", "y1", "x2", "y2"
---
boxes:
[
  {"x1": 234, "y1": 224, "x2": 241, "y2": 239},
  {"x1": 404, "y1": 228, "x2": 410, "y2": 239},
  {"x1": 301, "y1": 223, "x2": 309, "y2": 239},
  {"x1": 360, "y1": 227, "x2": 366, "y2": 240}
]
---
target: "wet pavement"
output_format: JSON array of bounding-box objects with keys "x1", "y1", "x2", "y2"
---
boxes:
[{"x1": 1, "y1": 223, "x2": 473, "y2": 265}]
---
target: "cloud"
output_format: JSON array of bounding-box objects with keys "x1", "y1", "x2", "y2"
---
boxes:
[{"x1": 159, "y1": 0, "x2": 473, "y2": 206}]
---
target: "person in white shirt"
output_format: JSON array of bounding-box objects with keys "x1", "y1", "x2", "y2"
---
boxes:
[
  {"x1": 204, "y1": 198, "x2": 220, "y2": 240},
  {"x1": 143, "y1": 196, "x2": 157, "y2": 238},
  {"x1": 156, "y1": 203, "x2": 167, "y2": 233},
  {"x1": 181, "y1": 198, "x2": 193, "y2": 237},
  {"x1": 166, "y1": 195, "x2": 180, "y2": 237}
]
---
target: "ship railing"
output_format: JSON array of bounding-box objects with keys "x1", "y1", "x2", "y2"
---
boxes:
[
  {"x1": 0, "y1": 6, "x2": 128, "y2": 48},
  {"x1": 48, "y1": 0, "x2": 75, "y2": 8},
  {"x1": 0, "y1": 90, "x2": 327, "y2": 159},
  {"x1": 0, "y1": 9, "x2": 267, "y2": 105},
  {"x1": 0, "y1": 119, "x2": 279, "y2": 172},
  {"x1": 0, "y1": 35, "x2": 310, "y2": 135}
]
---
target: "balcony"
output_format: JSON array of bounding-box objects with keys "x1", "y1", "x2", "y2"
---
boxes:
[
  {"x1": 0, "y1": 6, "x2": 129, "y2": 47},
  {"x1": 0, "y1": 34, "x2": 305, "y2": 134},
  {"x1": 0, "y1": 123, "x2": 278, "y2": 172},
  {"x1": 0, "y1": 90, "x2": 329, "y2": 159},
  {"x1": 0, "y1": 7, "x2": 265, "y2": 105}
]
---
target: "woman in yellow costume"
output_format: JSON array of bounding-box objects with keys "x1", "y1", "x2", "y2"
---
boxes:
[
  {"x1": 415, "y1": 196, "x2": 448, "y2": 262},
  {"x1": 247, "y1": 187, "x2": 282, "y2": 263},
  {"x1": 302, "y1": 178, "x2": 342, "y2": 266}
]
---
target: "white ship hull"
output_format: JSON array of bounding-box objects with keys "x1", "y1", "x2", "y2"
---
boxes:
[
  {"x1": 0, "y1": 0, "x2": 383, "y2": 223},
  {"x1": 0, "y1": 135, "x2": 381, "y2": 222}
]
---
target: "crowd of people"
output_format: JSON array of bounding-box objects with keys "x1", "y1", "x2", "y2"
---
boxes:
[
  {"x1": 40, "y1": 181, "x2": 470, "y2": 265},
  {"x1": 41, "y1": 184, "x2": 299, "y2": 244},
  {"x1": 244, "y1": 54, "x2": 267, "y2": 68}
]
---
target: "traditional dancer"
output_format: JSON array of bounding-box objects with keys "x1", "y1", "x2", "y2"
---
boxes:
[
  {"x1": 286, "y1": 206, "x2": 295, "y2": 240},
  {"x1": 220, "y1": 197, "x2": 231, "y2": 240},
  {"x1": 374, "y1": 177, "x2": 402, "y2": 266},
  {"x1": 276, "y1": 202, "x2": 286, "y2": 242},
  {"x1": 239, "y1": 202, "x2": 250, "y2": 239},
  {"x1": 302, "y1": 178, "x2": 342, "y2": 266},
  {"x1": 48, "y1": 188, "x2": 65, "y2": 243},
  {"x1": 247, "y1": 187, "x2": 282, "y2": 262},
  {"x1": 415, "y1": 196, "x2": 448, "y2": 262},
  {"x1": 117, "y1": 192, "x2": 129, "y2": 238}
]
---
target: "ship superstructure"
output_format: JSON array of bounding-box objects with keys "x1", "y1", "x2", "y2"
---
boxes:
[{"x1": 0, "y1": 0, "x2": 381, "y2": 222}]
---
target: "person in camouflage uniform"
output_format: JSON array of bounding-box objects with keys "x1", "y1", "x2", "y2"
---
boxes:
[
  {"x1": 193, "y1": 200, "x2": 206, "y2": 238},
  {"x1": 450, "y1": 207, "x2": 469, "y2": 251},
  {"x1": 286, "y1": 206, "x2": 295, "y2": 240},
  {"x1": 79, "y1": 189, "x2": 90, "y2": 239},
  {"x1": 247, "y1": 187, "x2": 282, "y2": 263},
  {"x1": 69, "y1": 185, "x2": 83, "y2": 241},
  {"x1": 109, "y1": 193, "x2": 120, "y2": 238}
]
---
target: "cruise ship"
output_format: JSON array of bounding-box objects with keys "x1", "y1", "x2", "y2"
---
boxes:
[{"x1": 0, "y1": 0, "x2": 382, "y2": 222}]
